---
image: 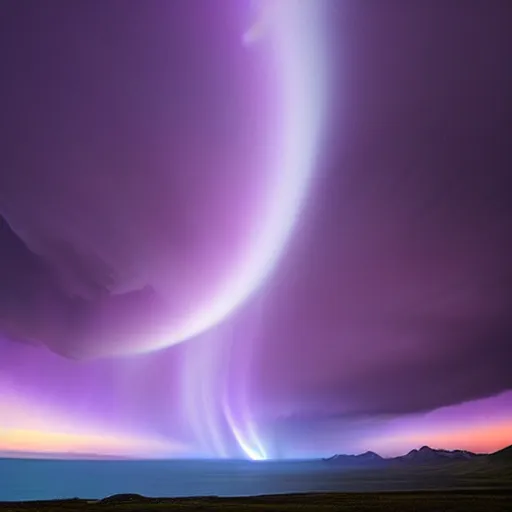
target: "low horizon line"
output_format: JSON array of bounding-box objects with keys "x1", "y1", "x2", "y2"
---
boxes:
[{"x1": 1, "y1": 442, "x2": 510, "y2": 462}]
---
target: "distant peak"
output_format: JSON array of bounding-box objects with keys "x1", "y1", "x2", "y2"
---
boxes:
[
  {"x1": 324, "y1": 450, "x2": 384, "y2": 463},
  {"x1": 359, "y1": 451, "x2": 382, "y2": 459}
]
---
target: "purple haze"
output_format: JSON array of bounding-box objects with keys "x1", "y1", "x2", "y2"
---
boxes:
[{"x1": 1, "y1": 1, "x2": 512, "y2": 459}]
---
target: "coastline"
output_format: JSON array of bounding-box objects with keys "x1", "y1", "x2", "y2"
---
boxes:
[{"x1": 1, "y1": 490, "x2": 512, "y2": 511}]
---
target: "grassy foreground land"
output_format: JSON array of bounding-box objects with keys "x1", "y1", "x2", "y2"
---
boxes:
[{"x1": 2, "y1": 490, "x2": 512, "y2": 512}]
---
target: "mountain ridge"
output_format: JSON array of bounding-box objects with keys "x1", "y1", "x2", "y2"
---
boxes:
[{"x1": 324, "y1": 444, "x2": 511, "y2": 466}]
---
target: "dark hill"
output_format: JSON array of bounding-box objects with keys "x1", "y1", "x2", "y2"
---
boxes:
[
  {"x1": 490, "y1": 445, "x2": 512, "y2": 462},
  {"x1": 99, "y1": 494, "x2": 153, "y2": 504}
]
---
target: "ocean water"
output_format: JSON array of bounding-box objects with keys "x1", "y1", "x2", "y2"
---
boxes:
[{"x1": 0, "y1": 459, "x2": 339, "y2": 501}]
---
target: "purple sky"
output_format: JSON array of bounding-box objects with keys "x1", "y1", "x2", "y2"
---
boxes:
[{"x1": 1, "y1": 1, "x2": 512, "y2": 459}]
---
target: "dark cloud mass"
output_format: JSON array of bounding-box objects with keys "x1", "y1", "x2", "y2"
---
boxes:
[
  {"x1": 0, "y1": 213, "x2": 166, "y2": 359},
  {"x1": 1, "y1": 0, "x2": 512, "y2": 458},
  {"x1": 250, "y1": 0, "x2": 512, "y2": 419}
]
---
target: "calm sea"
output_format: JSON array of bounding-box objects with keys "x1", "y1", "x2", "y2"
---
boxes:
[{"x1": 0, "y1": 459, "x2": 338, "y2": 501}]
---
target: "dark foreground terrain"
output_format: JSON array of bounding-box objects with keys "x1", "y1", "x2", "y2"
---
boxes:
[{"x1": 1, "y1": 490, "x2": 512, "y2": 512}]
